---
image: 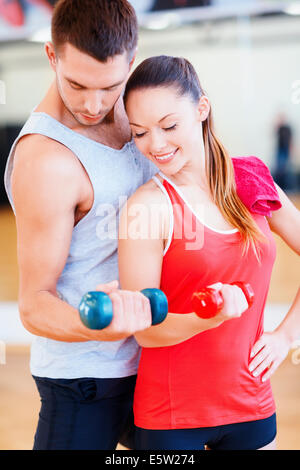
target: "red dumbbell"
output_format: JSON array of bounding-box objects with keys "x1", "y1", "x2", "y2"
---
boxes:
[{"x1": 191, "y1": 282, "x2": 254, "y2": 319}]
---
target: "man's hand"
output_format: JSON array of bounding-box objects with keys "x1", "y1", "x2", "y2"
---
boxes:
[
  {"x1": 96, "y1": 281, "x2": 152, "y2": 337},
  {"x1": 96, "y1": 280, "x2": 119, "y2": 295}
]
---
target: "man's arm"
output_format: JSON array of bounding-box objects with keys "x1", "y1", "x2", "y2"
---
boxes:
[{"x1": 12, "y1": 135, "x2": 151, "y2": 342}]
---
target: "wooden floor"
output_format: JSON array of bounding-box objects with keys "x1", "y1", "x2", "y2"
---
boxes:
[
  {"x1": 0, "y1": 196, "x2": 299, "y2": 451},
  {"x1": 0, "y1": 346, "x2": 299, "y2": 450}
]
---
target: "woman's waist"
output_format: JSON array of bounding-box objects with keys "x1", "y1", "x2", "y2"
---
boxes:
[
  {"x1": 140, "y1": 317, "x2": 265, "y2": 378},
  {"x1": 135, "y1": 346, "x2": 273, "y2": 415}
]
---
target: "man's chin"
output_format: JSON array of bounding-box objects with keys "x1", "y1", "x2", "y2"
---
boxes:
[{"x1": 73, "y1": 113, "x2": 105, "y2": 126}]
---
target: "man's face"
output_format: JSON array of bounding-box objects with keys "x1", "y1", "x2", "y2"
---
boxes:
[{"x1": 49, "y1": 43, "x2": 133, "y2": 126}]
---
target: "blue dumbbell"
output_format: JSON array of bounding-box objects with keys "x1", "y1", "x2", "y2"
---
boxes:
[{"x1": 78, "y1": 288, "x2": 168, "y2": 330}]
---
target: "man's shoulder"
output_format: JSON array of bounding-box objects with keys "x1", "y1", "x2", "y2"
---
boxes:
[
  {"x1": 16, "y1": 132, "x2": 72, "y2": 155},
  {"x1": 11, "y1": 133, "x2": 85, "y2": 207},
  {"x1": 14, "y1": 133, "x2": 82, "y2": 175}
]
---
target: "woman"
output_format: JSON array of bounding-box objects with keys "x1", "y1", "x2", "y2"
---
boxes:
[{"x1": 118, "y1": 56, "x2": 300, "y2": 450}]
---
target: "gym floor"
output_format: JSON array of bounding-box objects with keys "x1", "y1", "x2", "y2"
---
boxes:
[{"x1": 0, "y1": 198, "x2": 299, "y2": 450}]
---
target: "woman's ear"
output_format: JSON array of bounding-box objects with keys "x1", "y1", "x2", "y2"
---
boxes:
[{"x1": 196, "y1": 95, "x2": 210, "y2": 122}]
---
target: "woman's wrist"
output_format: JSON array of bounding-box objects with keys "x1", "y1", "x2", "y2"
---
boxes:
[
  {"x1": 190, "y1": 312, "x2": 224, "y2": 331},
  {"x1": 275, "y1": 324, "x2": 298, "y2": 349}
]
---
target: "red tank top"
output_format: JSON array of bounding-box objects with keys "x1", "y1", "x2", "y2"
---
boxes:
[{"x1": 134, "y1": 170, "x2": 277, "y2": 430}]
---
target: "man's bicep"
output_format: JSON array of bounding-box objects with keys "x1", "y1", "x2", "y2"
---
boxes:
[
  {"x1": 11, "y1": 148, "x2": 78, "y2": 299},
  {"x1": 15, "y1": 203, "x2": 74, "y2": 297}
]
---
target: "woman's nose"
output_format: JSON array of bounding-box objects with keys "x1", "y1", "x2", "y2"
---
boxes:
[{"x1": 150, "y1": 130, "x2": 168, "y2": 154}]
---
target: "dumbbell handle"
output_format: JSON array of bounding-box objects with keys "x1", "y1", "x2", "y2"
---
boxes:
[
  {"x1": 191, "y1": 282, "x2": 254, "y2": 319},
  {"x1": 78, "y1": 288, "x2": 168, "y2": 330},
  {"x1": 79, "y1": 282, "x2": 254, "y2": 329}
]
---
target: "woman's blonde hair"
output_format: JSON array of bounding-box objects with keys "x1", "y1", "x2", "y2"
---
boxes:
[{"x1": 124, "y1": 55, "x2": 266, "y2": 259}]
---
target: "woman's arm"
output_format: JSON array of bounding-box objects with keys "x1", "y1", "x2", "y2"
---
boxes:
[
  {"x1": 118, "y1": 185, "x2": 248, "y2": 348},
  {"x1": 267, "y1": 184, "x2": 300, "y2": 343},
  {"x1": 249, "y1": 185, "x2": 300, "y2": 381},
  {"x1": 267, "y1": 184, "x2": 300, "y2": 255}
]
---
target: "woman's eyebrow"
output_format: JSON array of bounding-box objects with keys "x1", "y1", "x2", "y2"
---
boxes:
[
  {"x1": 129, "y1": 113, "x2": 177, "y2": 128},
  {"x1": 129, "y1": 122, "x2": 144, "y2": 128},
  {"x1": 159, "y1": 113, "x2": 176, "y2": 122}
]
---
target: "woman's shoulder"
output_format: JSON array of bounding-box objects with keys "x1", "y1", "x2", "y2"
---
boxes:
[
  {"x1": 120, "y1": 173, "x2": 170, "y2": 242},
  {"x1": 128, "y1": 173, "x2": 167, "y2": 205}
]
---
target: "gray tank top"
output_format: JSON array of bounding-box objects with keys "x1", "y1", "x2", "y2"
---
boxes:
[{"x1": 4, "y1": 111, "x2": 158, "y2": 379}]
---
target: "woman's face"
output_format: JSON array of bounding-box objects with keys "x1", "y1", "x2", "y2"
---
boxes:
[{"x1": 125, "y1": 86, "x2": 209, "y2": 176}]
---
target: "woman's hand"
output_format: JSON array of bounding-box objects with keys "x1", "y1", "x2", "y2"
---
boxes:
[
  {"x1": 210, "y1": 283, "x2": 250, "y2": 324},
  {"x1": 249, "y1": 330, "x2": 291, "y2": 382}
]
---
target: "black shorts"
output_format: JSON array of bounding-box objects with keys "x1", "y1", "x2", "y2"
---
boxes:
[
  {"x1": 32, "y1": 374, "x2": 137, "y2": 450},
  {"x1": 135, "y1": 413, "x2": 277, "y2": 450}
]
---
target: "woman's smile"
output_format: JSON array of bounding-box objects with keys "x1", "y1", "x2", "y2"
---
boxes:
[{"x1": 152, "y1": 148, "x2": 179, "y2": 164}]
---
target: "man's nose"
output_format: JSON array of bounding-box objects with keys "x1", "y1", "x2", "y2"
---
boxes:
[{"x1": 83, "y1": 90, "x2": 104, "y2": 116}]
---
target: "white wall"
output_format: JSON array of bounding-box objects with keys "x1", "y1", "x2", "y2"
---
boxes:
[
  {"x1": 136, "y1": 15, "x2": 300, "y2": 170},
  {"x1": 0, "y1": 13, "x2": 299, "y2": 345},
  {"x1": 0, "y1": 43, "x2": 52, "y2": 123},
  {"x1": 0, "y1": 15, "x2": 299, "y2": 170}
]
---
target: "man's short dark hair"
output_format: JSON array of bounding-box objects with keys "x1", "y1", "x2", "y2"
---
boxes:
[{"x1": 52, "y1": 0, "x2": 138, "y2": 62}]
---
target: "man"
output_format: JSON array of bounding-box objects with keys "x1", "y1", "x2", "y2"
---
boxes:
[
  {"x1": 274, "y1": 113, "x2": 294, "y2": 191},
  {"x1": 4, "y1": 0, "x2": 157, "y2": 450}
]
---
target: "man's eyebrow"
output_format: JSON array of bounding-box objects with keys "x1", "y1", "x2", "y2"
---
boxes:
[
  {"x1": 65, "y1": 77, "x2": 124, "y2": 90},
  {"x1": 65, "y1": 77, "x2": 86, "y2": 88},
  {"x1": 129, "y1": 113, "x2": 177, "y2": 128}
]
